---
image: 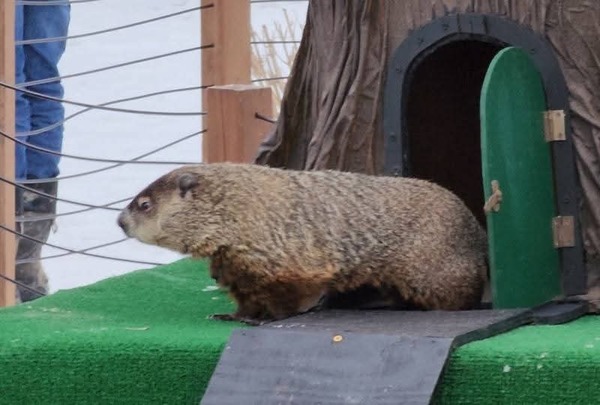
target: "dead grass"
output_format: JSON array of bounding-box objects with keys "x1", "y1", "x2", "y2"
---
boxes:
[{"x1": 251, "y1": 9, "x2": 303, "y2": 116}]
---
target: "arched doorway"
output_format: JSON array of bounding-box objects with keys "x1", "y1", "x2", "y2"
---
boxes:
[{"x1": 383, "y1": 13, "x2": 586, "y2": 299}]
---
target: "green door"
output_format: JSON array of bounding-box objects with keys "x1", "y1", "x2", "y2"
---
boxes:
[{"x1": 480, "y1": 47, "x2": 560, "y2": 309}]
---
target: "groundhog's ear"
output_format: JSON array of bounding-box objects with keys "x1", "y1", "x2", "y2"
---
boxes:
[{"x1": 178, "y1": 172, "x2": 199, "y2": 198}]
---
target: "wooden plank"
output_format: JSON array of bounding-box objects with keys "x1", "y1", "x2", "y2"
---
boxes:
[
  {"x1": 205, "y1": 87, "x2": 226, "y2": 163},
  {"x1": 205, "y1": 84, "x2": 273, "y2": 163},
  {"x1": 480, "y1": 47, "x2": 561, "y2": 309},
  {"x1": 200, "y1": 0, "x2": 251, "y2": 161},
  {"x1": 0, "y1": 0, "x2": 16, "y2": 307},
  {"x1": 200, "y1": 0, "x2": 251, "y2": 86}
]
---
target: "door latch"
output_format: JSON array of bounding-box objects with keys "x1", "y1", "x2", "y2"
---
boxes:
[{"x1": 484, "y1": 180, "x2": 502, "y2": 214}]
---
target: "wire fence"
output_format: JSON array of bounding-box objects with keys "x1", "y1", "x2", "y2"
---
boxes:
[{"x1": 1, "y1": 0, "x2": 307, "y2": 300}]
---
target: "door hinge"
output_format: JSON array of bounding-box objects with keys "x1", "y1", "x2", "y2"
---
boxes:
[
  {"x1": 543, "y1": 110, "x2": 566, "y2": 142},
  {"x1": 552, "y1": 216, "x2": 575, "y2": 248}
]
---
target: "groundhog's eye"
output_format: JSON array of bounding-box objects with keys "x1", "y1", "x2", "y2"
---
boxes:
[{"x1": 137, "y1": 197, "x2": 152, "y2": 212}]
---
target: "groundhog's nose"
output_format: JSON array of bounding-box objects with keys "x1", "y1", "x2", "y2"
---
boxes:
[{"x1": 117, "y1": 212, "x2": 129, "y2": 234}]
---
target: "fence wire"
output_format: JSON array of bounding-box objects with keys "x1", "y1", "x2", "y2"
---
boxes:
[
  {"x1": 20, "y1": 46, "x2": 213, "y2": 88},
  {"x1": 2, "y1": 81, "x2": 206, "y2": 116},
  {"x1": 0, "y1": 273, "x2": 46, "y2": 298},
  {"x1": 1, "y1": 224, "x2": 164, "y2": 266},
  {"x1": 1, "y1": 0, "x2": 306, "y2": 300},
  {"x1": 2, "y1": 177, "x2": 126, "y2": 211},
  {"x1": 15, "y1": 5, "x2": 213, "y2": 45},
  {"x1": 18, "y1": 237, "x2": 129, "y2": 264},
  {"x1": 19, "y1": 86, "x2": 211, "y2": 139},
  {"x1": 0, "y1": 128, "x2": 203, "y2": 165},
  {"x1": 16, "y1": 197, "x2": 130, "y2": 223}
]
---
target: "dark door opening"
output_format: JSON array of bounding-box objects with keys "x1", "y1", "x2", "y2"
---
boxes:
[{"x1": 405, "y1": 40, "x2": 503, "y2": 226}]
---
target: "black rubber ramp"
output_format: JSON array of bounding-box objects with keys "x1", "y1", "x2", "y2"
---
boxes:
[{"x1": 201, "y1": 309, "x2": 534, "y2": 405}]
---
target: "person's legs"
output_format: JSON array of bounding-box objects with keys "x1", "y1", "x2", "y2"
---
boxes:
[
  {"x1": 15, "y1": 2, "x2": 70, "y2": 302},
  {"x1": 14, "y1": 3, "x2": 27, "y2": 304},
  {"x1": 14, "y1": 4, "x2": 29, "y2": 181},
  {"x1": 23, "y1": 2, "x2": 70, "y2": 179}
]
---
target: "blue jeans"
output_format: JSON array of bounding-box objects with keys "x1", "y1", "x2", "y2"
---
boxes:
[{"x1": 15, "y1": 2, "x2": 70, "y2": 180}]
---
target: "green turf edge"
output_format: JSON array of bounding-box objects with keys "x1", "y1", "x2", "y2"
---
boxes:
[
  {"x1": 0, "y1": 258, "x2": 248, "y2": 405},
  {"x1": 434, "y1": 315, "x2": 600, "y2": 404}
]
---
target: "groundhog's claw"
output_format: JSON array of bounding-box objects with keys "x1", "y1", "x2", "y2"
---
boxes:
[{"x1": 208, "y1": 313, "x2": 268, "y2": 326}]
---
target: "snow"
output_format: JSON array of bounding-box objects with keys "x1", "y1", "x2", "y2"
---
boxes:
[{"x1": 43, "y1": 0, "x2": 308, "y2": 293}]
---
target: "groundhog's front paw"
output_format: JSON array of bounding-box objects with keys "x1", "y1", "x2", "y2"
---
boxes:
[
  {"x1": 208, "y1": 313, "x2": 269, "y2": 326},
  {"x1": 208, "y1": 313, "x2": 237, "y2": 322}
]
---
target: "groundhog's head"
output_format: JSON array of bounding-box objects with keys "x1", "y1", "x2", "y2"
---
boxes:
[{"x1": 117, "y1": 165, "x2": 227, "y2": 256}]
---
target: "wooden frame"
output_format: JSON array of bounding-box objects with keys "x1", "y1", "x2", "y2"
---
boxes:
[{"x1": 205, "y1": 84, "x2": 273, "y2": 163}]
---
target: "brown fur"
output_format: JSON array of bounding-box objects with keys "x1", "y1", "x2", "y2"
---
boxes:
[{"x1": 117, "y1": 163, "x2": 488, "y2": 324}]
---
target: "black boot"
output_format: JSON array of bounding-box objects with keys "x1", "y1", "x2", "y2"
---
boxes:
[{"x1": 15, "y1": 180, "x2": 57, "y2": 303}]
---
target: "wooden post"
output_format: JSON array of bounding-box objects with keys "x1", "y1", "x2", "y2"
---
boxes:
[
  {"x1": 0, "y1": 0, "x2": 16, "y2": 307},
  {"x1": 200, "y1": 0, "x2": 258, "y2": 163},
  {"x1": 205, "y1": 85, "x2": 273, "y2": 163},
  {"x1": 201, "y1": 0, "x2": 251, "y2": 86}
]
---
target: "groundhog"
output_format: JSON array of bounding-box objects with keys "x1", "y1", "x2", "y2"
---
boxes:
[{"x1": 117, "y1": 163, "x2": 488, "y2": 325}]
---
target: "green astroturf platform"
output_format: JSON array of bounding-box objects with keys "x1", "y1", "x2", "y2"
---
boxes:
[
  {"x1": 0, "y1": 259, "x2": 247, "y2": 405},
  {"x1": 0, "y1": 258, "x2": 599, "y2": 404}
]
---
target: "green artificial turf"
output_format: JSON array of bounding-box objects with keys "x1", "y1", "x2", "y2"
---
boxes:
[
  {"x1": 0, "y1": 258, "x2": 246, "y2": 405},
  {"x1": 436, "y1": 315, "x2": 600, "y2": 404},
  {"x1": 1, "y1": 257, "x2": 599, "y2": 404}
]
